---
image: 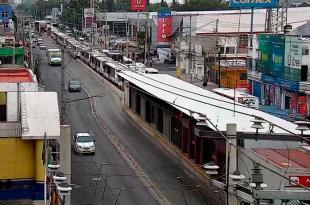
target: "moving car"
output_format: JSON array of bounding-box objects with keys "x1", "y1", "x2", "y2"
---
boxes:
[
  {"x1": 72, "y1": 133, "x2": 95, "y2": 154},
  {"x1": 68, "y1": 80, "x2": 81, "y2": 92},
  {"x1": 39, "y1": 44, "x2": 46, "y2": 50}
]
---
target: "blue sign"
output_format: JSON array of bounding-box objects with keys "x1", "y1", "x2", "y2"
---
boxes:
[
  {"x1": 158, "y1": 10, "x2": 171, "y2": 18},
  {"x1": 229, "y1": 0, "x2": 278, "y2": 8},
  {"x1": 261, "y1": 74, "x2": 299, "y2": 92}
]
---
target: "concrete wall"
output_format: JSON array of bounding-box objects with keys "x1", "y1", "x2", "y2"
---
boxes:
[
  {"x1": 0, "y1": 138, "x2": 35, "y2": 179},
  {"x1": 0, "y1": 82, "x2": 38, "y2": 122}
]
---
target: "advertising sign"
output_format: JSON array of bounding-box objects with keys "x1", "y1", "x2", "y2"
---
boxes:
[
  {"x1": 84, "y1": 17, "x2": 93, "y2": 28},
  {"x1": 131, "y1": 0, "x2": 147, "y2": 11},
  {"x1": 84, "y1": 8, "x2": 94, "y2": 18},
  {"x1": 229, "y1": 0, "x2": 278, "y2": 8},
  {"x1": 285, "y1": 36, "x2": 302, "y2": 69},
  {"x1": 157, "y1": 11, "x2": 172, "y2": 44},
  {"x1": 96, "y1": 12, "x2": 107, "y2": 21},
  {"x1": 290, "y1": 176, "x2": 310, "y2": 187},
  {"x1": 258, "y1": 34, "x2": 284, "y2": 77},
  {"x1": 269, "y1": 35, "x2": 285, "y2": 76},
  {"x1": 261, "y1": 74, "x2": 299, "y2": 92},
  {"x1": 258, "y1": 35, "x2": 270, "y2": 73}
]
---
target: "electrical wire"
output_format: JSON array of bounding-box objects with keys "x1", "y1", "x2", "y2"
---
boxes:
[
  {"x1": 120, "y1": 81, "x2": 310, "y2": 191},
  {"x1": 119, "y1": 71, "x2": 310, "y2": 144}
]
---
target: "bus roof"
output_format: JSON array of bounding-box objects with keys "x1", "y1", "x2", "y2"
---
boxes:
[
  {"x1": 47, "y1": 49, "x2": 61, "y2": 52},
  {"x1": 212, "y1": 88, "x2": 257, "y2": 99}
]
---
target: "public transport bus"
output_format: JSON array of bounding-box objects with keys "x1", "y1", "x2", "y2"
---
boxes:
[
  {"x1": 103, "y1": 61, "x2": 128, "y2": 86},
  {"x1": 89, "y1": 51, "x2": 105, "y2": 69},
  {"x1": 94, "y1": 56, "x2": 113, "y2": 75},
  {"x1": 35, "y1": 20, "x2": 48, "y2": 32},
  {"x1": 212, "y1": 88, "x2": 259, "y2": 109}
]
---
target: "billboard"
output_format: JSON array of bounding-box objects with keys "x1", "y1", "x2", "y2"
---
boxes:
[
  {"x1": 285, "y1": 36, "x2": 302, "y2": 69},
  {"x1": 84, "y1": 8, "x2": 94, "y2": 18},
  {"x1": 157, "y1": 10, "x2": 172, "y2": 44},
  {"x1": 258, "y1": 34, "x2": 284, "y2": 77},
  {"x1": 131, "y1": 0, "x2": 147, "y2": 11},
  {"x1": 229, "y1": 0, "x2": 278, "y2": 8}
]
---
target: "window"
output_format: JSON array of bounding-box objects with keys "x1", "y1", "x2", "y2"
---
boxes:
[
  {"x1": 240, "y1": 73, "x2": 247, "y2": 80},
  {"x1": 2, "y1": 12, "x2": 8, "y2": 18},
  {"x1": 220, "y1": 46, "x2": 224, "y2": 54},
  {"x1": 246, "y1": 58, "x2": 252, "y2": 70},
  {"x1": 3, "y1": 22, "x2": 9, "y2": 29},
  {"x1": 301, "y1": 65, "x2": 308, "y2": 81},
  {"x1": 225, "y1": 47, "x2": 235, "y2": 54},
  {"x1": 302, "y1": 48, "x2": 309, "y2": 55},
  {"x1": 239, "y1": 35, "x2": 248, "y2": 47}
]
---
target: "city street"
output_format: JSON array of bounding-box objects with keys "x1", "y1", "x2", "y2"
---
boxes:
[{"x1": 37, "y1": 36, "x2": 223, "y2": 205}]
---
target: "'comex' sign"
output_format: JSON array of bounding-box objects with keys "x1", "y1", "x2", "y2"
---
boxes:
[{"x1": 230, "y1": 0, "x2": 278, "y2": 8}]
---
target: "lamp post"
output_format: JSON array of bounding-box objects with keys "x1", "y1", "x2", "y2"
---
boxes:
[
  {"x1": 57, "y1": 182, "x2": 72, "y2": 205},
  {"x1": 218, "y1": 52, "x2": 221, "y2": 88}
]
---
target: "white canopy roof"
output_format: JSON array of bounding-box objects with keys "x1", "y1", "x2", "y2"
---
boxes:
[
  {"x1": 118, "y1": 71, "x2": 307, "y2": 135},
  {"x1": 21, "y1": 92, "x2": 60, "y2": 139}
]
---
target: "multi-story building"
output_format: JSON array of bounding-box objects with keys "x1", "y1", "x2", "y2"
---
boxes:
[
  {"x1": 0, "y1": 66, "x2": 60, "y2": 201},
  {"x1": 247, "y1": 33, "x2": 310, "y2": 117}
]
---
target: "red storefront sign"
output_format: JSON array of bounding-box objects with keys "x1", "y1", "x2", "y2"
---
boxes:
[
  {"x1": 131, "y1": 0, "x2": 147, "y2": 11},
  {"x1": 157, "y1": 11, "x2": 172, "y2": 43},
  {"x1": 290, "y1": 176, "x2": 310, "y2": 187},
  {"x1": 298, "y1": 95, "x2": 308, "y2": 115},
  {"x1": 84, "y1": 17, "x2": 93, "y2": 28}
]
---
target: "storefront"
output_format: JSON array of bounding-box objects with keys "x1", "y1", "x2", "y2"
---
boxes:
[{"x1": 261, "y1": 74, "x2": 301, "y2": 113}]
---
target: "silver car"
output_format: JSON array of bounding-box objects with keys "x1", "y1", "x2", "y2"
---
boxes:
[{"x1": 73, "y1": 133, "x2": 95, "y2": 154}]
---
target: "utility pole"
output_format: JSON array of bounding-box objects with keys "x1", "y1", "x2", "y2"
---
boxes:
[
  {"x1": 189, "y1": 15, "x2": 192, "y2": 82},
  {"x1": 60, "y1": 41, "x2": 65, "y2": 124},
  {"x1": 91, "y1": 0, "x2": 95, "y2": 51},
  {"x1": 126, "y1": 11, "x2": 129, "y2": 58},
  {"x1": 144, "y1": 12, "x2": 148, "y2": 65},
  {"x1": 215, "y1": 19, "x2": 220, "y2": 88},
  {"x1": 29, "y1": 28, "x2": 33, "y2": 70}
]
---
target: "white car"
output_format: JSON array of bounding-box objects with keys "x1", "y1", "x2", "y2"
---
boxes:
[{"x1": 73, "y1": 133, "x2": 95, "y2": 154}]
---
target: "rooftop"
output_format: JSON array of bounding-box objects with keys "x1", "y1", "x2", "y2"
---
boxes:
[
  {"x1": 253, "y1": 148, "x2": 310, "y2": 169},
  {"x1": 21, "y1": 92, "x2": 60, "y2": 140},
  {"x1": 118, "y1": 71, "x2": 309, "y2": 135},
  {"x1": 0, "y1": 68, "x2": 34, "y2": 83}
]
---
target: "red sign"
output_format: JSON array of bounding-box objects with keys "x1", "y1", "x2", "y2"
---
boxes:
[
  {"x1": 131, "y1": 0, "x2": 147, "y2": 11},
  {"x1": 298, "y1": 95, "x2": 308, "y2": 115},
  {"x1": 84, "y1": 17, "x2": 93, "y2": 28},
  {"x1": 290, "y1": 176, "x2": 310, "y2": 187},
  {"x1": 157, "y1": 13, "x2": 172, "y2": 43}
]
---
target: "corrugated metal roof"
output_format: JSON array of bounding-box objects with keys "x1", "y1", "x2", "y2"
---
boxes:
[
  {"x1": 0, "y1": 69, "x2": 33, "y2": 83},
  {"x1": 0, "y1": 122, "x2": 22, "y2": 137},
  {"x1": 118, "y1": 71, "x2": 309, "y2": 134},
  {"x1": 253, "y1": 149, "x2": 310, "y2": 169}
]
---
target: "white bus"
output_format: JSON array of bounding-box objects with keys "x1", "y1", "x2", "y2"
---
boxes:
[{"x1": 212, "y1": 88, "x2": 259, "y2": 109}]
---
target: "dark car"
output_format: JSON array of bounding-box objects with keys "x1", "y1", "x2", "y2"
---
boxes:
[
  {"x1": 164, "y1": 55, "x2": 176, "y2": 64},
  {"x1": 68, "y1": 80, "x2": 81, "y2": 92}
]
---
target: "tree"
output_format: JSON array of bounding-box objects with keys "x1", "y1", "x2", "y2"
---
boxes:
[
  {"x1": 160, "y1": 0, "x2": 168, "y2": 8},
  {"x1": 170, "y1": 0, "x2": 181, "y2": 10}
]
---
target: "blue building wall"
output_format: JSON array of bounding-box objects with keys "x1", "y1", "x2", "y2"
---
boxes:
[{"x1": 0, "y1": 4, "x2": 13, "y2": 23}]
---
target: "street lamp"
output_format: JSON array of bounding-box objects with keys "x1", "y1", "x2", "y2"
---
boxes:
[
  {"x1": 53, "y1": 172, "x2": 67, "y2": 185},
  {"x1": 203, "y1": 161, "x2": 219, "y2": 175},
  {"x1": 251, "y1": 117, "x2": 265, "y2": 134},
  {"x1": 57, "y1": 182, "x2": 72, "y2": 205}
]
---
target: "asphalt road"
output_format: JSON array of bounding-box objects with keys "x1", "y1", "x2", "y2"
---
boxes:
[{"x1": 37, "y1": 35, "x2": 223, "y2": 205}]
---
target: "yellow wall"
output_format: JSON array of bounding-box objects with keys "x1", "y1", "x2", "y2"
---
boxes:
[
  {"x1": 35, "y1": 140, "x2": 44, "y2": 182},
  {"x1": 0, "y1": 138, "x2": 35, "y2": 179},
  {"x1": 0, "y1": 92, "x2": 6, "y2": 105}
]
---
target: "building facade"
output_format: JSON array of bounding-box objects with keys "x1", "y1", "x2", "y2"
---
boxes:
[
  {"x1": 0, "y1": 67, "x2": 60, "y2": 200},
  {"x1": 247, "y1": 34, "x2": 310, "y2": 117}
]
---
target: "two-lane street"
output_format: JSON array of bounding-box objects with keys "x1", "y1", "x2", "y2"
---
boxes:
[{"x1": 38, "y1": 35, "x2": 222, "y2": 205}]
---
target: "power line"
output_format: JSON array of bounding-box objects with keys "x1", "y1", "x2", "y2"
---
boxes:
[
  {"x1": 122, "y1": 81, "x2": 310, "y2": 191},
  {"x1": 119, "y1": 71, "x2": 310, "y2": 143}
]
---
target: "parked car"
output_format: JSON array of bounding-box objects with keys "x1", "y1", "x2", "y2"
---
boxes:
[
  {"x1": 68, "y1": 80, "x2": 81, "y2": 92},
  {"x1": 72, "y1": 133, "x2": 95, "y2": 154}
]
